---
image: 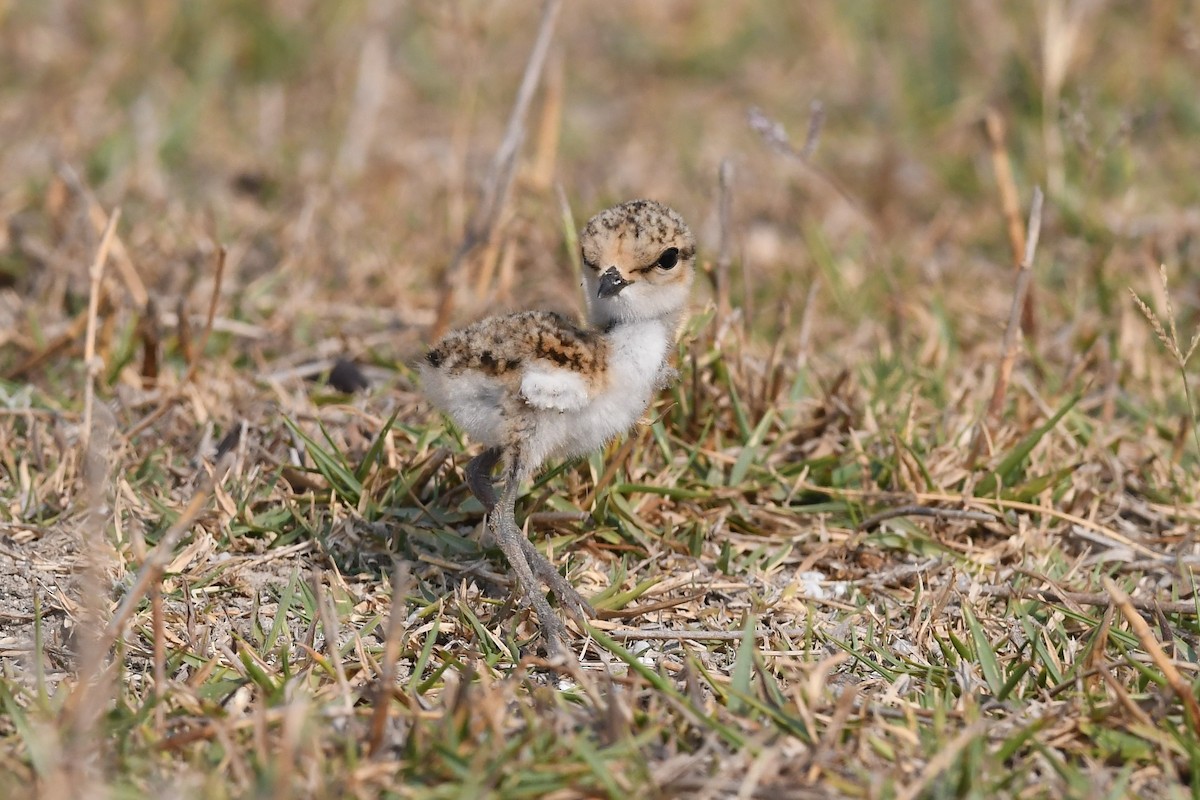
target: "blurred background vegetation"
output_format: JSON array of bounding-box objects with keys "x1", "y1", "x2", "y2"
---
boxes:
[
  {"x1": 4, "y1": 2, "x2": 1200, "y2": 797},
  {"x1": 3, "y1": 1, "x2": 1196, "y2": 360}
]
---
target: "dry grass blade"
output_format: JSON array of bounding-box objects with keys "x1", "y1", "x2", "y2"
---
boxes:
[{"x1": 1103, "y1": 577, "x2": 1200, "y2": 734}]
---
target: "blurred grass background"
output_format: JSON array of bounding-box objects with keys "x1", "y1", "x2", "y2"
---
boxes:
[
  {"x1": 3, "y1": 1, "x2": 1200, "y2": 797},
  {"x1": 3, "y1": 2, "x2": 1198, "y2": 345}
]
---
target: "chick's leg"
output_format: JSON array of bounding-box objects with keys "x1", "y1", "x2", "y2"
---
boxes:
[
  {"x1": 492, "y1": 460, "x2": 568, "y2": 653},
  {"x1": 515, "y1": 536, "x2": 595, "y2": 624}
]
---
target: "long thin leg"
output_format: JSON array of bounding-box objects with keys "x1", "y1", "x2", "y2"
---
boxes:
[
  {"x1": 515, "y1": 535, "x2": 594, "y2": 623},
  {"x1": 464, "y1": 447, "x2": 502, "y2": 511},
  {"x1": 492, "y1": 458, "x2": 569, "y2": 652},
  {"x1": 469, "y1": 447, "x2": 592, "y2": 620}
]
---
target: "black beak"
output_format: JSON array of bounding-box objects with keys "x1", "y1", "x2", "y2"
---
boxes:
[{"x1": 597, "y1": 267, "x2": 630, "y2": 299}]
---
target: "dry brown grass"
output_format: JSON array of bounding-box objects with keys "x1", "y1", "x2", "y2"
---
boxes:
[{"x1": 3, "y1": 2, "x2": 1200, "y2": 798}]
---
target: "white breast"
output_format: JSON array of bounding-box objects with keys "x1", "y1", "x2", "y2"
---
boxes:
[{"x1": 527, "y1": 319, "x2": 671, "y2": 465}]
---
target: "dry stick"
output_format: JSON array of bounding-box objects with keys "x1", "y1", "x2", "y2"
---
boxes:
[
  {"x1": 368, "y1": 564, "x2": 412, "y2": 757},
  {"x1": 431, "y1": 0, "x2": 564, "y2": 338},
  {"x1": 88, "y1": 202, "x2": 148, "y2": 309},
  {"x1": 598, "y1": 591, "x2": 710, "y2": 620},
  {"x1": 1103, "y1": 577, "x2": 1200, "y2": 733},
  {"x1": 987, "y1": 186, "x2": 1043, "y2": 421},
  {"x1": 858, "y1": 504, "x2": 1000, "y2": 532},
  {"x1": 983, "y1": 111, "x2": 1026, "y2": 261},
  {"x1": 807, "y1": 683, "x2": 858, "y2": 783},
  {"x1": 795, "y1": 278, "x2": 820, "y2": 371},
  {"x1": 982, "y1": 109, "x2": 1034, "y2": 336},
  {"x1": 747, "y1": 105, "x2": 874, "y2": 239},
  {"x1": 60, "y1": 403, "x2": 119, "y2": 796},
  {"x1": 608, "y1": 630, "x2": 754, "y2": 642},
  {"x1": 800, "y1": 99, "x2": 825, "y2": 159},
  {"x1": 102, "y1": 450, "x2": 234, "y2": 647},
  {"x1": 606, "y1": 628, "x2": 823, "y2": 642}
]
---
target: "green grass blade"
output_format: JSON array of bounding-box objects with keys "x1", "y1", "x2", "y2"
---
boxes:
[{"x1": 975, "y1": 392, "x2": 1080, "y2": 497}]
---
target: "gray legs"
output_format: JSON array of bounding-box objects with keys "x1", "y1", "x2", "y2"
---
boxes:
[{"x1": 463, "y1": 449, "x2": 593, "y2": 653}]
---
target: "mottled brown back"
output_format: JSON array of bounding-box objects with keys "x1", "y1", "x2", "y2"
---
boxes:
[{"x1": 425, "y1": 310, "x2": 608, "y2": 378}]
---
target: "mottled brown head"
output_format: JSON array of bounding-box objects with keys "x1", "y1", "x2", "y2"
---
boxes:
[{"x1": 580, "y1": 199, "x2": 696, "y2": 327}]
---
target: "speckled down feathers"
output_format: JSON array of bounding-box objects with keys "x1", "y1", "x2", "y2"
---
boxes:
[
  {"x1": 580, "y1": 199, "x2": 695, "y2": 266},
  {"x1": 424, "y1": 310, "x2": 607, "y2": 383}
]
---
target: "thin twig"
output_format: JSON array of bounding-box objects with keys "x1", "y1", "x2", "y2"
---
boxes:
[
  {"x1": 608, "y1": 629, "x2": 761, "y2": 642},
  {"x1": 798, "y1": 482, "x2": 1168, "y2": 561},
  {"x1": 58, "y1": 162, "x2": 148, "y2": 307},
  {"x1": 746, "y1": 105, "x2": 875, "y2": 239},
  {"x1": 606, "y1": 627, "x2": 823, "y2": 642},
  {"x1": 81, "y1": 208, "x2": 121, "y2": 451},
  {"x1": 598, "y1": 592, "x2": 710, "y2": 620},
  {"x1": 152, "y1": 584, "x2": 165, "y2": 729},
  {"x1": 987, "y1": 186, "x2": 1044, "y2": 421},
  {"x1": 2, "y1": 305, "x2": 94, "y2": 380},
  {"x1": 801, "y1": 100, "x2": 825, "y2": 159}
]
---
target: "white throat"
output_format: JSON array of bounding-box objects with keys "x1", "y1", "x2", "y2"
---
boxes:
[{"x1": 585, "y1": 281, "x2": 689, "y2": 330}]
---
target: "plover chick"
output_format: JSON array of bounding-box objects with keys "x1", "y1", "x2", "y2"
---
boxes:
[{"x1": 421, "y1": 199, "x2": 696, "y2": 652}]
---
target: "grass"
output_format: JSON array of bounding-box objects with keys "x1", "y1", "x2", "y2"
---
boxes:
[{"x1": 2, "y1": 1, "x2": 1200, "y2": 797}]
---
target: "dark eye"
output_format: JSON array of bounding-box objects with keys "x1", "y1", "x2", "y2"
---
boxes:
[{"x1": 656, "y1": 247, "x2": 679, "y2": 270}]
